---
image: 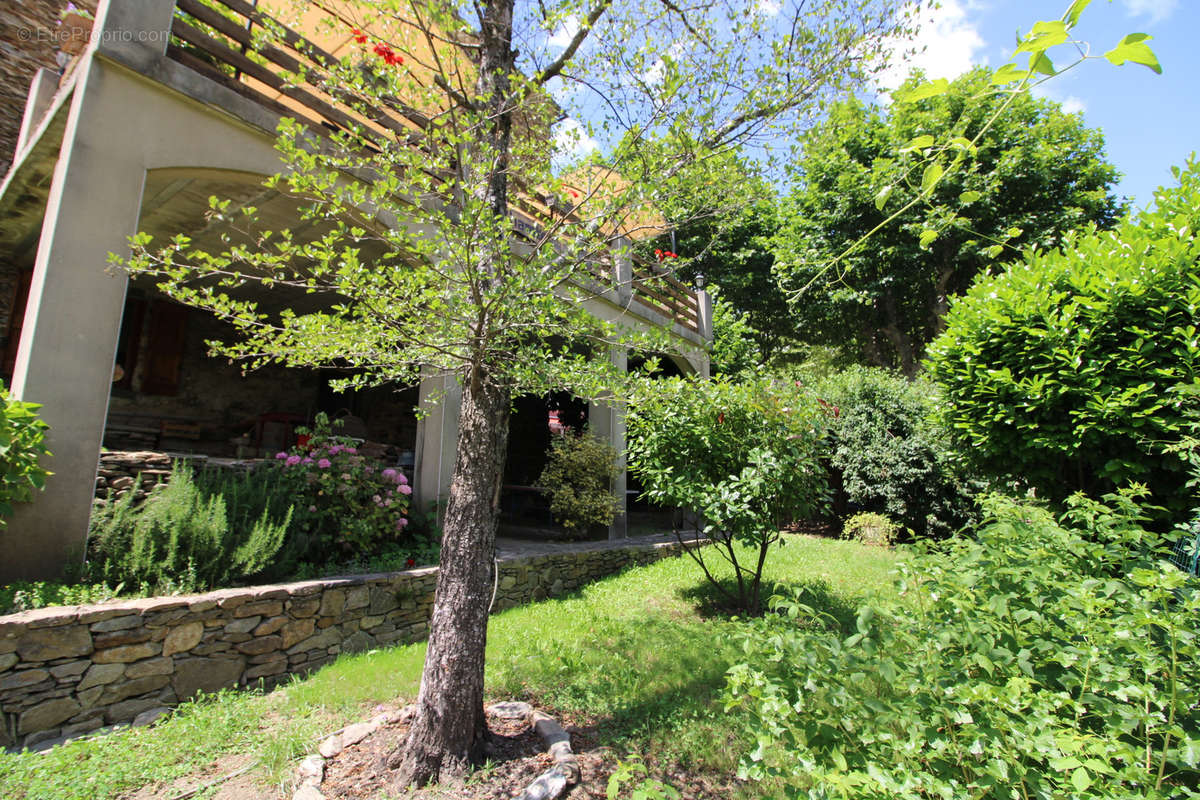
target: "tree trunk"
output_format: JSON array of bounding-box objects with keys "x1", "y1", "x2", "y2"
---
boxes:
[
  {"x1": 392, "y1": 0, "x2": 517, "y2": 785},
  {"x1": 392, "y1": 372, "x2": 511, "y2": 786}
]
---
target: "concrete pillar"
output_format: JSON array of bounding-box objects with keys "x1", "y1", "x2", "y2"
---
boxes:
[
  {"x1": 413, "y1": 372, "x2": 461, "y2": 525},
  {"x1": 1, "y1": 0, "x2": 177, "y2": 581},
  {"x1": 588, "y1": 347, "x2": 628, "y2": 540},
  {"x1": 697, "y1": 288, "x2": 713, "y2": 342},
  {"x1": 613, "y1": 236, "x2": 633, "y2": 306}
]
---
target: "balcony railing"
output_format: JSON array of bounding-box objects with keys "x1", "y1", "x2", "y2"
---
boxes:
[{"x1": 158, "y1": 0, "x2": 703, "y2": 335}]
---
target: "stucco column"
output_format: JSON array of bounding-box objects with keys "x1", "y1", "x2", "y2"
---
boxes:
[
  {"x1": 2, "y1": 0, "x2": 176, "y2": 581},
  {"x1": 588, "y1": 347, "x2": 628, "y2": 540},
  {"x1": 413, "y1": 372, "x2": 462, "y2": 525}
]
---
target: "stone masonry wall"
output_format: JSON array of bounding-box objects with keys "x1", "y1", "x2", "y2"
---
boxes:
[{"x1": 0, "y1": 539, "x2": 696, "y2": 749}]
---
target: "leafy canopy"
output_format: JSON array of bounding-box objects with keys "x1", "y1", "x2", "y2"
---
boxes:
[{"x1": 773, "y1": 66, "x2": 1121, "y2": 373}]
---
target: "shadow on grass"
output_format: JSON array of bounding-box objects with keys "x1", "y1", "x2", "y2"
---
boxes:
[{"x1": 676, "y1": 577, "x2": 861, "y2": 632}]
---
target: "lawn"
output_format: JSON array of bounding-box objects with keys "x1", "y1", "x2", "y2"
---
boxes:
[{"x1": 0, "y1": 534, "x2": 899, "y2": 800}]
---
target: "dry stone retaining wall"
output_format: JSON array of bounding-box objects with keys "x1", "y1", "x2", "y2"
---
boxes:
[{"x1": 0, "y1": 538, "x2": 693, "y2": 749}]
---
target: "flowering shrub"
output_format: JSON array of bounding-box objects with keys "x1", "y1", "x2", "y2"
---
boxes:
[{"x1": 271, "y1": 415, "x2": 412, "y2": 559}]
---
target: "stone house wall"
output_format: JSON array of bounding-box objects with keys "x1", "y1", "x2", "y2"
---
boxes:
[{"x1": 0, "y1": 538, "x2": 696, "y2": 749}]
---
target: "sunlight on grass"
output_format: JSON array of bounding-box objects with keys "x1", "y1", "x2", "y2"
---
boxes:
[{"x1": 0, "y1": 535, "x2": 897, "y2": 800}]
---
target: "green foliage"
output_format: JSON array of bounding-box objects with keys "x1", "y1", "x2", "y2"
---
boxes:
[
  {"x1": 815, "y1": 366, "x2": 980, "y2": 538},
  {"x1": 607, "y1": 756, "x2": 681, "y2": 800},
  {"x1": 536, "y1": 429, "x2": 621, "y2": 537},
  {"x1": 626, "y1": 377, "x2": 830, "y2": 611},
  {"x1": 0, "y1": 383, "x2": 51, "y2": 527},
  {"x1": 88, "y1": 464, "x2": 293, "y2": 593},
  {"x1": 927, "y1": 159, "x2": 1200, "y2": 514},
  {"x1": 726, "y1": 490, "x2": 1200, "y2": 799},
  {"x1": 840, "y1": 512, "x2": 898, "y2": 547},
  {"x1": 709, "y1": 291, "x2": 765, "y2": 378},
  {"x1": 0, "y1": 581, "x2": 128, "y2": 616},
  {"x1": 774, "y1": 67, "x2": 1122, "y2": 373}
]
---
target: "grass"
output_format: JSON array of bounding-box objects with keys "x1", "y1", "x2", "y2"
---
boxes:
[{"x1": 0, "y1": 534, "x2": 899, "y2": 800}]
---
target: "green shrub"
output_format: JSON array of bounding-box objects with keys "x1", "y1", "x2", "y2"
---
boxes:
[
  {"x1": 0, "y1": 383, "x2": 50, "y2": 527},
  {"x1": 840, "y1": 512, "x2": 898, "y2": 546},
  {"x1": 927, "y1": 160, "x2": 1200, "y2": 516},
  {"x1": 88, "y1": 463, "x2": 292, "y2": 592},
  {"x1": 536, "y1": 430, "x2": 621, "y2": 538},
  {"x1": 627, "y1": 377, "x2": 830, "y2": 612},
  {"x1": 726, "y1": 490, "x2": 1200, "y2": 798},
  {"x1": 0, "y1": 581, "x2": 128, "y2": 616},
  {"x1": 815, "y1": 366, "x2": 979, "y2": 538}
]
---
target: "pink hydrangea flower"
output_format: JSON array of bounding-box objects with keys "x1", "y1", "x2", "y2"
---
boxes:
[
  {"x1": 275, "y1": 451, "x2": 289, "y2": 460},
  {"x1": 398, "y1": 484, "x2": 412, "y2": 495},
  {"x1": 328, "y1": 445, "x2": 342, "y2": 455},
  {"x1": 286, "y1": 455, "x2": 302, "y2": 466},
  {"x1": 345, "y1": 447, "x2": 357, "y2": 455},
  {"x1": 381, "y1": 468, "x2": 398, "y2": 481},
  {"x1": 397, "y1": 473, "x2": 408, "y2": 485},
  {"x1": 396, "y1": 518, "x2": 408, "y2": 529},
  {"x1": 317, "y1": 458, "x2": 332, "y2": 469},
  {"x1": 302, "y1": 457, "x2": 314, "y2": 465}
]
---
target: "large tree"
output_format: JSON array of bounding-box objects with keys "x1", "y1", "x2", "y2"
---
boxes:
[
  {"x1": 122, "y1": 0, "x2": 915, "y2": 785},
  {"x1": 773, "y1": 66, "x2": 1122, "y2": 374}
]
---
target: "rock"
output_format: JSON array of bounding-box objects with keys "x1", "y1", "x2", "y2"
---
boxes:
[
  {"x1": 317, "y1": 734, "x2": 342, "y2": 758},
  {"x1": 61, "y1": 716, "x2": 105, "y2": 738},
  {"x1": 93, "y1": 642, "x2": 160, "y2": 664},
  {"x1": 172, "y1": 656, "x2": 245, "y2": 700},
  {"x1": 235, "y1": 635, "x2": 281, "y2": 656},
  {"x1": 243, "y1": 658, "x2": 286, "y2": 681},
  {"x1": 19, "y1": 698, "x2": 81, "y2": 734},
  {"x1": 318, "y1": 590, "x2": 345, "y2": 618},
  {"x1": 252, "y1": 616, "x2": 288, "y2": 636},
  {"x1": 0, "y1": 668, "x2": 49, "y2": 690},
  {"x1": 132, "y1": 707, "x2": 169, "y2": 727},
  {"x1": 234, "y1": 600, "x2": 282, "y2": 619},
  {"x1": 297, "y1": 754, "x2": 325, "y2": 784},
  {"x1": 342, "y1": 631, "x2": 372, "y2": 653},
  {"x1": 344, "y1": 585, "x2": 369, "y2": 611},
  {"x1": 77, "y1": 663, "x2": 126, "y2": 691},
  {"x1": 518, "y1": 766, "x2": 570, "y2": 800},
  {"x1": 105, "y1": 696, "x2": 163, "y2": 724},
  {"x1": 340, "y1": 721, "x2": 376, "y2": 747},
  {"x1": 102, "y1": 674, "x2": 170, "y2": 703},
  {"x1": 0, "y1": 653, "x2": 18, "y2": 672},
  {"x1": 16, "y1": 627, "x2": 92, "y2": 661},
  {"x1": 280, "y1": 619, "x2": 315, "y2": 649},
  {"x1": 24, "y1": 729, "x2": 66, "y2": 749},
  {"x1": 288, "y1": 597, "x2": 321, "y2": 618},
  {"x1": 125, "y1": 657, "x2": 173, "y2": 679},
  {"x1": 109, "y1": 476, "x2": 135, "y2": 490},
  {"x1": 293, "y1": 785, "x2": 325, "y2": 800},
  {"x1": 489, "y1": 701, "x2": 533, "y2": 720},
  {"x1": 49, "y1": 661, "x2": 89, "y2": 680},
  {"x1": 223, "y1": 616, "x2": 261, "y2": 635},
  {"x1": 93, "y1": 628, "x2": 153, "y2": 649},
  {"x1": 163, "y1": 622, "x2": 204, "y2": 656}
]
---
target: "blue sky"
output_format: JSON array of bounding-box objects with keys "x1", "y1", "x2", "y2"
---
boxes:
[{"x1": 890, "y1": 0, "x2": 1199, "y2": 210}]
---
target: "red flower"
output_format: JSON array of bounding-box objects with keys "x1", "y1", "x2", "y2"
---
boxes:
[
  {"x1": 373, "y1": 42, "x2": 403, "y2": 66},
  {"x1": 654, "y1": 248, "x2": 663, "y2": 259},
  {"x1": 406, "y1": 557, "x2": 416, "y2": 568},
  {"x1": 352, "y1": 28, "x2": 368, "y2": 44},
  {"x1": 568, "y1": 189, "x2": 579, "y2": 199},
  {"x1": 717, "y1": 412, "x2": 725, "y2": 424}
]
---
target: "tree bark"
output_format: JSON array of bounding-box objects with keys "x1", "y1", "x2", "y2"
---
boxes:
[
  {"x1": 392, "y1": 0, "x2": 517, "y2": 785},
  {"x1": 392, "y1": 371, "x2": 511, "y2": 786}
]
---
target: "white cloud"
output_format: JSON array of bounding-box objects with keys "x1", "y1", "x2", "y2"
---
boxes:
[
  {"x1": 553, "y1": 118, "x2": 598, "y2": 159},
  {"x1": 754, "y1": 0, "x2": 782, "y2": 17},
  {"x1": 548, "y1": 15, "x2": 580, "y2": 49},
  {"x1": 642, "y1": 39, "x2": 690, "y2": 86},
  {"x1": 877, "y1": 0, "x2": 986, "y2": 93},
  {"x1": 1060, "y1": 96, "x2": 1086, "y2": 114},
  {"x1": 1123, "y1": 0, "x2": 1179, "y2": 24}
]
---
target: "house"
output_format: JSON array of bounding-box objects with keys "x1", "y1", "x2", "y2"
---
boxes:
[{"x1": 0, "y1": 0, "x2": 711, "y2": 581}]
